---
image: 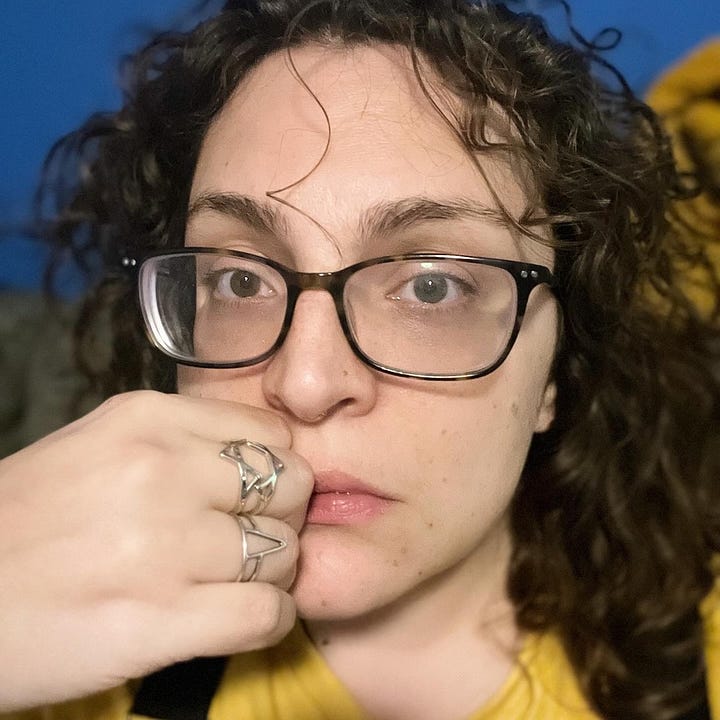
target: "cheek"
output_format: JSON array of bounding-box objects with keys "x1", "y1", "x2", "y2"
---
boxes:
[
  {"x1": 395, "y1": 404, "x2": 521, "y2": 528},
  {"x1": 176, "y1": 366, "x2": 197, "y2": 396},
  {"x1": 408, "y1": 373, "x2": 550, "y2": 512},
  {"x1": 177, "y1": 365, "x2": 267, "y2": 405},
  {"x1": 409, "y1": 391, "x2": 541, "y2": 472},
  {"x1": 176, "y1": 366, "x2": 217, "y2": 400}
]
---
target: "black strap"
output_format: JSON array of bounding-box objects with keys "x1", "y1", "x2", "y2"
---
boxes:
[{"x1": 129, "y1": 657, "x2": 229, "y2": 720}]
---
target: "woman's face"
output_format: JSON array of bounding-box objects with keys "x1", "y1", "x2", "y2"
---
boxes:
[{"x1": 178, "y1": 44, "x2": 558, "y2": 621}]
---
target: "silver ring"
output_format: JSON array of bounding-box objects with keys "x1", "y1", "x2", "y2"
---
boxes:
[
  {"x1": 220, "y1": 439, "x2": 284, "y2": 515},
  {"x1": 236, "y1": 515, "x2": 287, "y2": 582}
]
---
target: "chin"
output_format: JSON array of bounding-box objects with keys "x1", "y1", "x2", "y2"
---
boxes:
[
  {"x1": 291, "y1": 525, "x2": 406, "y2": 621},
  {"x1": 292, "y1": 578, "x2": 374, "y2": 621}
]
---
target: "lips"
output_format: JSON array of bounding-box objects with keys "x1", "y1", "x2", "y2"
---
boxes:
[{"x1": 307, "y1": 470, "x2": 394, "y2": 525}]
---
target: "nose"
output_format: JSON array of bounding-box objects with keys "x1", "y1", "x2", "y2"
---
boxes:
[{"x1": 261, "y1": 289, "x2": 378, "y2": 423}]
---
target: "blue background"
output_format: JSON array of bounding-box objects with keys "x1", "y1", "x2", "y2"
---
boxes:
[{"x1": 2, "y1": 1, "x2": 719, "y2": 290}]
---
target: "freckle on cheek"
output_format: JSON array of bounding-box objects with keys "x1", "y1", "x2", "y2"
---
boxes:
[
  {"x1": 426, "y1": 522, "x2": 434, "y2": 529},
  {"x1": 392, "y1": 559, "x2": 399, "y2": 567},
  {"x1": 400, "y1": 546, "x2": 408, "y2": 555},
  {"x1": 511, "y1": 402, "x2": 519, "y2": 417}
]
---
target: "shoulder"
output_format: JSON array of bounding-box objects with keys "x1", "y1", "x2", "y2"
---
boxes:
[{"x1": 470, "y1": 632, "x2": 599, "y2": 720}]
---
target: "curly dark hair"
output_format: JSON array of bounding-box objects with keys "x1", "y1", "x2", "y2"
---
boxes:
[{"x1": 35, "y1": 1, "x2": 720, "y2": 718}]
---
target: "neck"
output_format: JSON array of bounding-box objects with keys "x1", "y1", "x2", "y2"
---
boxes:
[{"x1": 304, "y1": 518, "x2": 521, "y2": 720}]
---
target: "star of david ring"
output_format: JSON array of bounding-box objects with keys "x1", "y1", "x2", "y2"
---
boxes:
[
  {"x1": 236, "y1": 515, "x2": 287, "y2": 582},
  {"x1": 220, "y1": 439, "x2": 284, "y2": 515}
]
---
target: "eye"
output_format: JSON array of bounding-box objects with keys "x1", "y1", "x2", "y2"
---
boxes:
[
  {"x1": 205, "y1": 267, "x2": 277, "y2": 300},
  {"x1": 219, "y1": 269, "x2": 262, "y2": 298},
  {"x1": 390, "y1": 271, "x2": 472, "y2": 305}
]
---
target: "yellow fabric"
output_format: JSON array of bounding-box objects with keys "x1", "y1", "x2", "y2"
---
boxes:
[
  {"x1": 646, "y1": 39, "x2": 720, "y2": 314},
  {"x1": 5, "y1": 592, "x2": 719, "y2": 720},
  {"x1": 200, "y1": 623, "x2": 599, "y2": 720},
  {"x1": 702, "y1": 576, "x2": 720, "y2": 720},
  {"x1": 646, "y1": 38, "x2": 720, "y2": 235},
  {"x1": 647, "y1": 38, "x2": 720, "y2": 194}
]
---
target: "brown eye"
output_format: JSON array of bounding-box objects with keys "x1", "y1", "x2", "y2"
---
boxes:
[
  {"x1": 207, "y1": 267, "x2": 277, "y2": 301},
  {"x1": 228, "y1": 270, "x2": 261, "y2": 297}
]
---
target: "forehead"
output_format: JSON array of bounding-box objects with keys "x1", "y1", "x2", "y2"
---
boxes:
[{"x1": 189, "y1": 43, "x2": 540, "y2": 262}]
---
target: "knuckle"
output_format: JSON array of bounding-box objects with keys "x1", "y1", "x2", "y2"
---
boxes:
[
  {"x1": 120, "y1": 441, "x2": 170, "y2": 491},
  {"x1": 105, "y1": 520, "x2": 158, "y2": 576},
  {"x1": 102, "y1": 390, "x2": 151, "y2": 411},
  {"x1": 249, "y1": 407, "x2": 292, "y2": 447},
  {"x1": 291, "y1": 455, "x2": 315, "y2": 496},
  {"x1": 268, "y1": 596, "x2": 295, "y2": 642},
  {"x1": 265, "y1": 417, "x2": 292, "y2": 448},
  {"x1": 104, "y1": 525, "x2": 185, "y2": 598},
  {"x1": 101, "y1": 390, "x2": 167, "y2": 425},
  {"x1": 245, "y1": 584, "x2": 287, "y2": 639},
  {"x1": 283, "y1": 527, "x2": 300, "y2": 565},
  {"x1": 217, "y1": 400, "x2": 291, "y2": 447},
  {"x1": 99, "y1": 393, "x2": 131, "y2": 412}
]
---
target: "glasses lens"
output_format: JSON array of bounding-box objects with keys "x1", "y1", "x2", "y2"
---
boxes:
[
  {"x1": 344, "y1": 258, "x2": 517, "y2": 376},
  {"x1": 139, "y1": 252, "x2": 287, "y2": 364}
]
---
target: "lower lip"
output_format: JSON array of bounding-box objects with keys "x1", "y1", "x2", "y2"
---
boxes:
[{"x1": 306, "y1": 492, "x2": 391, "y2": 525}]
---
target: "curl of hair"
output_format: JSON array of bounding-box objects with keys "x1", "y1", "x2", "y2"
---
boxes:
[{"x1": 34, "y1": 1, "x2": 720, "y2": 717}]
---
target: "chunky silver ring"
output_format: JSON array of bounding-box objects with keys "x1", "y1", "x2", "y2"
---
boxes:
[
  {"x1": 236, "y1": 515, "x2": 287, "y2": 582},
  {"x1": 220, "y1": 439, "x2": 284, "y2": 515}
]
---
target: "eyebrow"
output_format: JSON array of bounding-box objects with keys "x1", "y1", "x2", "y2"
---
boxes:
[
  {"x1": 360, "y1": 196, "x2": 513, "y2": 240},
  {"x1": 187, "y1": 191, "x2": 512, "y2": 244},
  {"x1": 188, "y1": 192, "x2": 289, "y2": 237}
]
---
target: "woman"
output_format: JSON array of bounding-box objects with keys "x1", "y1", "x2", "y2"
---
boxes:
[{"x1": 0, "y1": 1, "x2": 718, "y2": 718}]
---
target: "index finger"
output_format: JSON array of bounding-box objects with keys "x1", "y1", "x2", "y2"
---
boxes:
[
  {"x1": 213, "y1": 442, "x2": 313, "y2": 526},
  {"x1": 137, "y1": 391, "x2": 293, "y2": 449}
]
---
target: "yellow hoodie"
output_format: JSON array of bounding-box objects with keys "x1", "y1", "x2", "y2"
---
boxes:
[{"x1": 646, "y1": 38, "x2": 720, "y2": 314}]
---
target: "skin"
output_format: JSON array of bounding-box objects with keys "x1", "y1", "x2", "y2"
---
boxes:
[
  {"x1": 179, "y1": 43, "x2": 558, "y2": 718},
  {"x1": 0, "y1": 392, "x2": 311, "y2": 710}
]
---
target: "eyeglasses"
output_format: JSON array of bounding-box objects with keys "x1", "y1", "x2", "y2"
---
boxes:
[{"x1": 137, "y1": 249, "x2": 555, "y2": 381}]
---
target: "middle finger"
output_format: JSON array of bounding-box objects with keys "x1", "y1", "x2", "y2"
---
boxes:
[{"x1": 186, "y1": 511, "x2": 299, "y2": 589}]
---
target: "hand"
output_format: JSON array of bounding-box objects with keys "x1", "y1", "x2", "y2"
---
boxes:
[{"x1": 0, "y1": 391, "x2": 313, "y2": 711}]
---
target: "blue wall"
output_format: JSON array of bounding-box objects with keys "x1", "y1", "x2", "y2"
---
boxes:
[{"x1": 2, "y1": 0, "x2": 719, "y2": 289}]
